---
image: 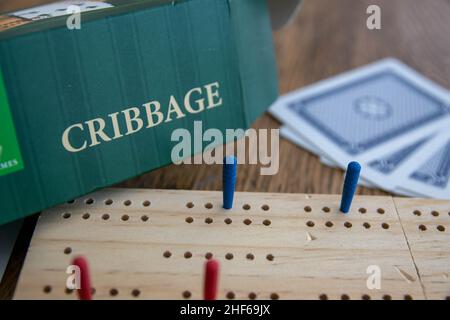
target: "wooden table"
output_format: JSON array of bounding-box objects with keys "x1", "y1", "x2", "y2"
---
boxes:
[{"x1": 1, "y1": 0, "x2": 449, "y2": 299}]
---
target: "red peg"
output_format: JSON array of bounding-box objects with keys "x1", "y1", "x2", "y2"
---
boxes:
[
  {"x1": 72, "y1": 256, "x2": 92, "y2": 300},
  {"x1": 203, "y1": 259, "x2": 220, "y2": 300}
]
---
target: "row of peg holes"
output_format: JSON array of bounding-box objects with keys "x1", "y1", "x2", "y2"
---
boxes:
[
  {"x1": 306, "y1": 220, "x2": 390, "y2": 230},
  {"x1": 186, "y1": 202, "x2": 269, "y2": 211},
  {"x1": 62, "y1": 212, "x2": 272, "y2": 226},
  {"x1": 43, "y1": 286, "x2": 141, "y2": 297},
  {"x1": 315, "y1": 207, "x2": 387, "y2": 215},
  {"x1": 71, "y1": 198, "x2": 271, "y2": 212},
  {"x1": 69, "y1": 199, "x2": 450, "y2": 218},
  {"x1": 414, "y1": 210, "x2": 450, "y2": 217},
  {"x1": 62, "y1": 212, "x2": 150, "y2": 222},
  {"x1": 319, "y1": 293, "x2": 415, "y2": 300},
  {"x1": 163, "y1": 251, "x2": 274, "y2": 261},
  {"x1": 42, "y1": 286, "x2": 450, "y2": 300},
  {"x1": 418, "y1": 224, "x2": 446, "y2": 232},
  {"x1": 46, "y1": 286, "x2": 279, "y2": 299},
  {"x1": 185, "y1": 216, "x2": 271, "y2": 226},
  {"x1": 182, "y1": 290, "x2": 279, "y2": 300},
  {"x1": 68, "y1": 198, "x2": 151, "y2": 207},
  {"x1": 63, "y1": 247, "x2": 275, "y2": 261}
]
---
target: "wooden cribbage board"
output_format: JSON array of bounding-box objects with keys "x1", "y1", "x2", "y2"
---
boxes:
[{"x1": 14, "y1": 188, "x2": 450, "y2": 300}]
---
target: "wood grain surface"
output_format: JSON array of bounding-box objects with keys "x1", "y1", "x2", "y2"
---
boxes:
[
  {"x1": 1, "y1": 0, "x2": 450, "y2": 299},
  {"x1": 13, "y1": 188, "x2": 449, "y2": 300}
]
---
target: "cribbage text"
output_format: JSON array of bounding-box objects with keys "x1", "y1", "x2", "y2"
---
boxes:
[{"x1": 61, "y1": 82, "x2": 223, "y2": 153}]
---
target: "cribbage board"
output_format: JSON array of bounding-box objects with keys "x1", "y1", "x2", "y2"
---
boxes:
[{"x1": 14, "y1": 188, "x2": 450, "y2": 300}]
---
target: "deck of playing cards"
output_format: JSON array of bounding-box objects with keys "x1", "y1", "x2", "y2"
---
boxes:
[{"x1": 270, "y1": 58, "x2": 450, "y2": 199}]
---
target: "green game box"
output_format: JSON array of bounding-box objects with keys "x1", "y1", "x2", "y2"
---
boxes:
[{"x1": 0, "y1": 0, "x2": 278, "y2": 225}]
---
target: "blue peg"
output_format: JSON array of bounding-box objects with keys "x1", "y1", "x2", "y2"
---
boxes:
[
  {"x1": 223, "y1": 156, "x2": 237, "y2": 209},
  {"x1": 340, "y1": 161, "x2": 361, "y2": 214}
]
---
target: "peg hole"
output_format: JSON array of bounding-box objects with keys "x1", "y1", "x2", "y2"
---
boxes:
[
  {"x1": 121, "y1": 215, "x2": 129, "y2": 222},
  {"x1": 104, "y1": 199, "x2": 113, "y2": 205},
  {"x1": 322, "y1": 207, "x2": 330, "y2": 213},
  {"x1": 431, "y1": 210, "x2": 439, "y2": 217},
  {"x1": 62, "y1": 213, "x2": 71, "y2": 219},
  {"x1": 383, "y1": 294, "x2": 392, "y2": 300},
  {"x1": 344, "y1": 222, "x2": 352, "y2": 228},
  {"x1": 65, "y1": 288, "x2": 73, "y2": 294},
  {"x1": 205, "y1": 217, "x2": 213, "y2": 224},
  {"x1": 205, "y1": 203, "x2": 213, "y2": 209},
  {"x1": 266, "y1": 254, "x2": 274, "y2": 261},
  {"x1": 263, "y1": 219, "x2": 271, "y2": 226},
  {"x1": 43, "y1": 285, "x2": 52, "y2": 294},
  {"x1": 224, "y1": 218, "x2": 232, "y2": 225},
  {"x1": 359, "y1": 208, "x2": 367, "y2": 214},
  {"x1": 419, "y1": 224, "x2": 427, "y2": 231},
  {"x1": 361, "y1": 294, "x2": 371, "y2": 300},
  {"x1": 248, "y1": 292, "x2": 257, "y2": 300},
  {"x1": 325, "y1": 221, "x2": 333, "y2": 228},
  {"x1": 382, "y1": 223, "x2": 390, "y2": 229},
  {"x1": 123, "y1": 200, "x2": 131, "y2": 206},
  {"x1": 64, "y1": 247, "x2": 72, "y2": 255},
  {"x1": 226, "y1": 292, "x2": 235, "y2": 299},
  {"x1": 363, "y1": 222, "x2": 371, "y2": 229},
  {"x1": 141, "y1": 215, "x2": 149, "y2": 222},
  {"x1": 243, "y1": 219, "x2": 252, "y2": 225},
  {"x1": 306, "y1": 221, "x2": 315, "y2": 227},
  {"x1": 243, "y1": 204, "x2": 251, "y2": 210},
  {"x1": 225, "y1": 253, "x2": 234, "y2": 260},
  {"x1": 163, "y1": 251, "x2": 172, "y2": 258},
  {"x1": 261, "y1": 204, "x2": 270, "y2": 211},
  {"x1": 304, "y1": 206, "x2": 312, "y2": 212},
  {"x1": 341, "y1": 294, "x2": 350, "y2": 300},
  {"x1": 437, "y1": 225, "x2": 445, "y2": 232},
  {"x1": 404, "y1": 294, "x2": 413, "y2": 300},
  {"x1": 110, "y1": 288, "x2": 118, "y2": 296},
  {"x1": 102, "y1": 214, "x2": 110, "y2": 221},
  {"x1": 185, "y1": 217, "x2": 194, "y2": 224},
  {"x1": 131, "y1": 289, "x2": 140, "y2": 297},
  {"x1": 184, "y1": 251, "x2": 192, "y2": 259},
  {"x1": 270, "y1": 293, "x2": 279, "y2": 300},
  {"x1": 67, "y1": 200, "x2": 75, "y2": 204},
  {"x1": 319, "y1": 294, "x2": 328, "y2": 300},
  {"x1": 85, "y1": 198, "x2": 94, "y2": 205},
  {"x1": 182, "y1": 291, "x2": 191, "y2": 299},
  {"x1": 82, "y1": 213, "x2": 90, "y2": 220},
  {"x1": 246, "y1": 253, "x2": 255, "y2": 261},
  {"x1": 377, "y1": 208, "x2": 385, "y2": 214},
  {"x1": 186, "y1": 202, "x2": 194, "y2": 208},
  {"x1": 142, "y1": 201, "x2": 151, "y2": 207},
  {"x1": 205, "y1": 252, "x2": 213, "y2": 260},
  {"x1": 413, "y1": 210, "x2": 422, "y2": 216}
]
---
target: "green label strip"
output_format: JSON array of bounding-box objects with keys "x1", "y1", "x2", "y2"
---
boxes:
[{"x1": 0, "y1": 68, "x2": 24, "y2": 176}]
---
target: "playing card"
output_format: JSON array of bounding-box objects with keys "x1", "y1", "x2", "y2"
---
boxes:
[
  {"x1": 280, "y1": 124, "x2": 426, "y2": 196},
  {"x1": 363, "y1": 135, "x2": 433, "y2": 191},
  {"x1": 398, "y1": 130, "x2": 450, "y2": 199},
  {"x1": 280, "y1": 125, "x2": 376, "y2": 188},
  {"x1": 10, "y1": 1, "x2": 113, "y2": 21},
  {"x1": 270, "y1": 58, "x2": 450, "y2": 169}
]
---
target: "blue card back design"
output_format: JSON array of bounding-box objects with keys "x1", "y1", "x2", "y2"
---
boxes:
[
  {"x1": 410, "y1": 140, "x2": 450, "y2": 189},
  {"x1": 288, "y1": 71, "x2": 450, "y2": 155},
  {"x1": 368, "y1": 137, "x2": 430, "y2": 174}
]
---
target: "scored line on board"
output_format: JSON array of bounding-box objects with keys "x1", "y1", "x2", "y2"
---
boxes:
[{"x1": 392, "y1": 197, "x2": 427, "y2": 300}]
